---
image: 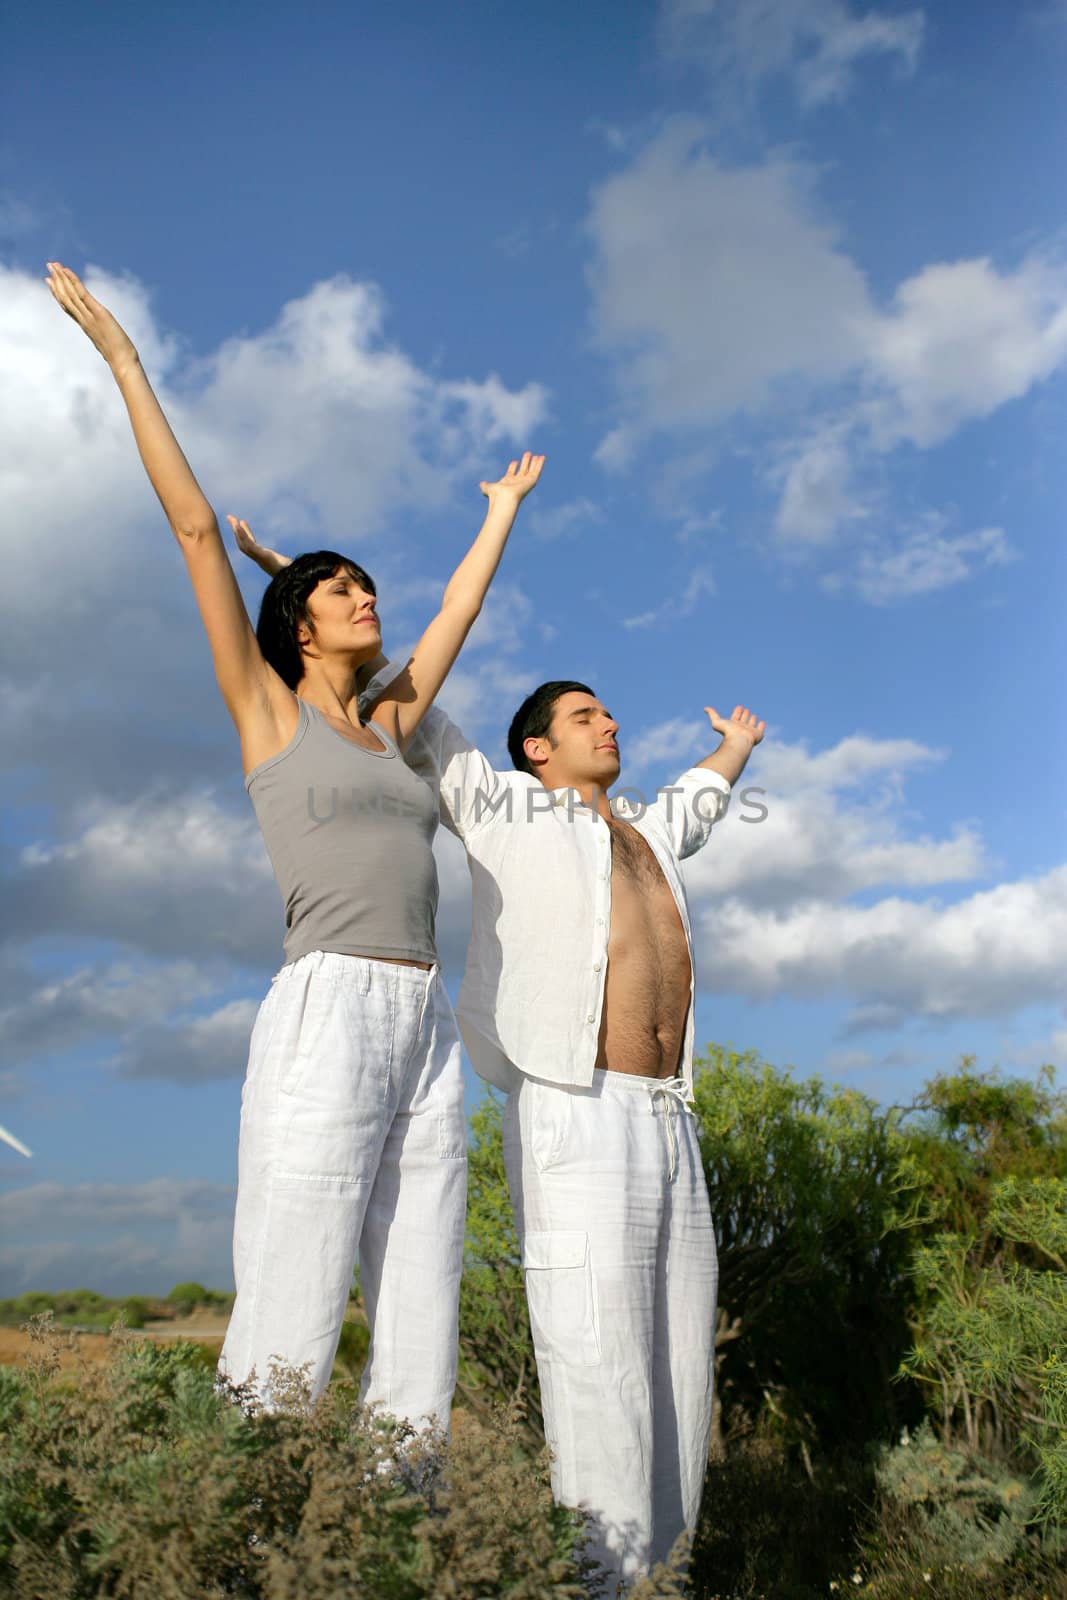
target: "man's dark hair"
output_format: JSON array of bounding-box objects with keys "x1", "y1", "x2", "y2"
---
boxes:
[
  {"x1": 507, "y1": 680, "x2": 595, "y2": 774},
  {"x1": 257, "y1": 552, "x2": 376, "y2": 689}
]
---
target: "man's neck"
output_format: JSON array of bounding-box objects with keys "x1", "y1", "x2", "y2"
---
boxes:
[{"x1": 542, "y1": 776, "x2": 614, "y2": 820}]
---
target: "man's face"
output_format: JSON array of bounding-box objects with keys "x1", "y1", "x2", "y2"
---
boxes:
[{"x1": 530, "y1": 691, "x2": 621, "y2": 788}]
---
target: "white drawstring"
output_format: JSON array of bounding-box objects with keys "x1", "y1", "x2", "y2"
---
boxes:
[{"x1": 649, "y1": 1076, "x2": 693, "y2": 1183}]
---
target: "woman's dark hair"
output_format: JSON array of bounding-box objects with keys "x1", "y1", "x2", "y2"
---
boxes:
[
  {"x1": 256, "y1": 551, "x2": 376, "y2": 689},
  {"x1": 507, "y1": 680, "x2": 595, "y2": 774}
]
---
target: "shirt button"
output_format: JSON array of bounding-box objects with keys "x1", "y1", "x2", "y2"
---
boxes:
[
  {"x1": 596, "y1": 917, "x2": 604, "y2": 926},
  {"x1": 593, "y1": 962, "x2": 602, "y2": 973},
  {"x1": 586, "y1": 1015, "x2": 594, "y2": 1024}
]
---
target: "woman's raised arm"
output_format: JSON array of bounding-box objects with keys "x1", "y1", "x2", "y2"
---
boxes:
[
  {"x1": 45, "y1": 263, "x2": 285, "y2": 736},
  {"x1": 369, "y1": 454, "x2": 544, "y2": 750}
]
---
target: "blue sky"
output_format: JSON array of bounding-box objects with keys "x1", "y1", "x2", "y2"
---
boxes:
[{"x1": 2, "y1": 0, "x2": 1065, "y2": 1295}]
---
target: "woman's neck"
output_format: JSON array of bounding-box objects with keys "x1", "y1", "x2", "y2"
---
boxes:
[{"x1": 296, "y1": 662, "x2": 365, "y2": 725}]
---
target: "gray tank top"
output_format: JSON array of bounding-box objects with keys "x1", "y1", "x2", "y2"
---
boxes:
[{"x1": 246, "y1": 700, "x2": 439, "y2": 966}]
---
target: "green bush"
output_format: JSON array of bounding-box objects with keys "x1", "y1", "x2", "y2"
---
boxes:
[
  {"x1": 901, "y1": 1178, "x2": 1067, "y2": 1540},
  {"x1": 0, "y1": 1290, "x2": 157, "y2": 1332},
  {"x1": 0, "y1": 1293, "x2": 57, "y2": 1327},
  {"x1": 165, "y1": 1281, "x2": 209, "y2": 1318},
  {"x1": 692, "y1": 1043, "x2": 923, "y2": 1455}
]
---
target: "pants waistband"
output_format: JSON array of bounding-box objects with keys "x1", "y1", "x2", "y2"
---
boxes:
[
  {"x1": 525, "y1": 1070, "x2": 693, "y2": 1107},
  {"x1": 274, "y1": 949, "x2": 439, "y2": 994}
]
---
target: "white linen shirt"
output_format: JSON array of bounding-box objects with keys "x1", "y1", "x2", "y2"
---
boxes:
[{"x1": 360, "y1": 669, "x2": 731, "y2": 1094}]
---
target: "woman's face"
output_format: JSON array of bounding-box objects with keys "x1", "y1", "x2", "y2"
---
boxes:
[{"x1": 298, "y1": 566, "x2": 381, "y2": 661}]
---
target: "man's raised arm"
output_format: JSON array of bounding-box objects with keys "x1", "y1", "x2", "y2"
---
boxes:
[
  {"x1": 697, "y1": 704, "x2": 765, "y2": 785},
  {"x1": 640, "y1": 703, "x2": 765, "y2": 860}
]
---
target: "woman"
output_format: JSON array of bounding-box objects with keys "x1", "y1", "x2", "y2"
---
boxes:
[{"x1": 46, "y1": 262, "x2": 543, "y2": 1425}]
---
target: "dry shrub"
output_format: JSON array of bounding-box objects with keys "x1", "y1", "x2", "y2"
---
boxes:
[
  {"x1": 0, "y1": 1315, "x2": 601, "y2": 1599},
  {"x1": 850, "y1": 1424, "x2": 1066, "y2": 1600}
]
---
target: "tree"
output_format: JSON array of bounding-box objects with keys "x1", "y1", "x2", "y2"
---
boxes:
[{"x1": 692, "y1": 1044, "x2": 923, "y2": 1455}]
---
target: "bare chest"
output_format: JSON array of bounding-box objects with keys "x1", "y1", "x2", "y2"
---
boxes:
[
  {"x1": 606, "y1": 821, "x2": 684, "y2": 939},
  {"x1": 598, "y1": 819, "x2": 692, "y2": 1075}
]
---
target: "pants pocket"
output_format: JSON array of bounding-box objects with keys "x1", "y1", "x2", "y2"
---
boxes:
[
  {"x1": 278, "y1": 971, "x2": 355, "y2": 1098},
  {"x1": 525, "y1": 1080, "x2": 573, "y2": 1173},
  {"x1": 522, "y1": 1229, "x2": 602, "y2": 1367}
]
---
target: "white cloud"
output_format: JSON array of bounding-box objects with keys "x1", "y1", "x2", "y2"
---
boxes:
[
  {"x1": 623, "y1": 561, "x2": 716, "y2": 629},
  {"x1": 3, "y1": 263, "x2": 548, "y2": 620},
  {"x1": 624, "y1": 715, "x2": 709, "y2": 775},
  {"x1": 667, "y1": 726, "x2": 1065, "y2": 1027},
  {"x1": 115, "y1": 998, "x2": 260, "y2": 1083},
  {"x1": 588, "y1": 128, "x2": 1067, "y2": 461},
  {"x1": 773, "y1": 425, "x2": 867, "y2": 545},
  {"x1": 527, "y1": 496, "x2": 604, "y2": 542},
  {"x1": 432, "y1": 658, "x2": 533, "y2": 746},
  {"x1": 1, "y1": 265, "x2": 178, "y2": 604},
  {"x1": 659, "y1": 0, "x2": 925, "y2": 108},
  {"x1": 684, "y1": 732, "x2": 987, "y2": 911},
  {"x1": 861, "y1": 256, "x2": 1067, "y2": 448},
  {"x1": 438, "y1": 373, "x2": 550, "y2": 447},
  {"x1": 461, "y1": 584, "x2": 533, "y2": 653},
  {"x1": 0, "y1": 960, "x2": 222, "y2": 1068},
  {"x1": 7, "y1": 788, "x2": 278, "y2": 963},
  {"x1": 587, "y1": 121, "x2": 871, "y2": 436},
  {"x1": 690, "y1": 865, "x2": 1067, "y2": 1026},
  {"x1": 755, "y1": 731, "x2": 944, "y2": 793},
  {"x1": 585, "y1": 127, "x2": 1067, "y2": 591},
  {"x1": 827, "y1": 521, "x2": 1019, "y2": 604},
  {"x1": 0, "y1": 1178, "x2": 236, "y2": 1295}
]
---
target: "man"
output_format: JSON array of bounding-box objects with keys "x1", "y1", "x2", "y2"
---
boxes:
[
  {"x1": 374, "y1": 673, "x2": 763, "y2": 1592},
  {"x1": 233, "y1": 529, "x2": 763, "y2": 1590}
]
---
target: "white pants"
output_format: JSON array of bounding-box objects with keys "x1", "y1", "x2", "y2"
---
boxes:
[
  {"x1": 219, "y1": 951, "x2": 467, "y2": 1427},
  {"x1": 503, "y1": 1071, "x2": 717, "y2": 1593}
]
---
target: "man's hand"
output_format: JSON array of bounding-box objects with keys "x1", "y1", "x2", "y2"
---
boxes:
[
  {"x1": 479, "y1": 452, "x2": 545, "y2": 506},
  {"x1": 698, "y1": 704, "x2": 765, "y2": 786},
  {"x1": 46, "y1": 262, "x2": 139, "y2": 376},
  {"x1": 704, "y1": 705, "x2": 765, "y2": 751},
  {"x1": 227, "y1": 516, "x2": 291, "y2": 579}
]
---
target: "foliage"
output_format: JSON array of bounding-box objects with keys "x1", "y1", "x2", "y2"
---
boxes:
[
  {"x1": 455, "y1": 1095, "x2": 542, "y2": 1447},
  {"x1": 691, "y1": 1043, "x2": 922, "y2": 1454},
  {"x1": 854, "y1": 1425, "x2": 1065, "y2": 1600},
  {"x1": 331, "y1": 1316, "x2": 371, "y2": 1382},
  {"x1": 0, "y1": 1290, "x2": 156, "y2": 1332},
  {"x1": 687, "y1": 1438, "x2": 868, "y2": 1600},
  {"x1": 903, "y1": 1062, "x2": 1067, "y2": 1243},
  {"x1": 871, "y1": 1421, "x2": 1035, "y2": 1569},
  {"x1": 901, "y1": 1179, "x2": 1067, "y2": 1537},
  {"x1": 0, "y1": 1316, "x2": 606, "y2": 1600},
  {"x1": 165, "y1": 1282, "x2": 233, "y2": 1318},
  {"x1": 3, "y1": 1049, "x2": 1063, "y2": 1596}
]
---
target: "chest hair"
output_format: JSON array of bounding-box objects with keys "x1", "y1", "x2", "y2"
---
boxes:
[{"x1": 608, "y1": 819, "x2": 667, "y2": 889}]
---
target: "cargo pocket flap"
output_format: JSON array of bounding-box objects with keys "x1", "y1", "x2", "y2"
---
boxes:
[{"x1": 522, "y1": 1229, "x2": 588, "y2": 1271}]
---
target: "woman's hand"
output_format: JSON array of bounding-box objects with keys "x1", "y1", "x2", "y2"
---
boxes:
[
  {"x1": 479, "y1": 452, "x2": 545, "y2": 507},
  {"x1": 227, "y1": 516, "x2": 292, "y2": 579},
  {"x1": 46, "y1": 262, "x2": 139, "y2": 376}
]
